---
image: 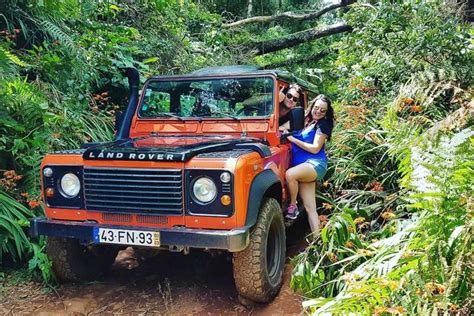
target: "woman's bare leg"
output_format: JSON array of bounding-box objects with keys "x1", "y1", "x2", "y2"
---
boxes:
[
  {"x1": 299, "y1": 181, "x2": 320, "y2": 237},
  {"x1": 285, "y1": 163, "x2": 317, "y2": 205}
]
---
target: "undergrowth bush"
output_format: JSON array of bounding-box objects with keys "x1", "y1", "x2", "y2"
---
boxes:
[
  {"x1": 299, "y1": 126, "x2": 473, "y2": 314},
  {"x1": 0, "y1": 0, "x2": 235, "y2": 281},
  {"x1": 290, "y1": 0, "x2": 472, "y2": 313},
  {"x1": 0, "y1": 189, "x2": 33, "y2": 263}
]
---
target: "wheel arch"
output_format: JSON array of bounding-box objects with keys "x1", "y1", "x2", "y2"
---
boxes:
[{"x1": 244, "y1": 169, "x2": 282, "y2": 228}]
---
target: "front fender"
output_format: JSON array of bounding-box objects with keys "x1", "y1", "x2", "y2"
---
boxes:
[{"x1": 244, "y1": 169, "x2": 282, "y2": 228}]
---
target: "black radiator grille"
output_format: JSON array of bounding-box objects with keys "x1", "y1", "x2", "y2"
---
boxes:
[{"x1": 83, "y1": 167, "x2": 183, "y2": 215}]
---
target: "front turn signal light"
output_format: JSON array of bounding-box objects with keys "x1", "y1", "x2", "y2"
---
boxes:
[
  {"x1": 220, "y1": 195, "x2": 231, "y2": 206},
  {"x1": 45, "y1": 187, "x2": 55, "y2": 198}
]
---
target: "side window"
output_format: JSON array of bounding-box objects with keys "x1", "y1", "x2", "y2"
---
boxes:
[{"x1": 140, "y1": 90, "x2": 170, "y2": 117}]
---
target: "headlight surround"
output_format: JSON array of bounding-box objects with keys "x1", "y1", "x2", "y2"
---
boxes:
[
  {"x1": 60, "y1": 173, "x2": 81, "y2": 198},
  {"x1": 185, "y1": 169, "x2": 234, "y2": 216},
  {"x1": 192, "y1": 176, "x2": 217, "y2": 204}
]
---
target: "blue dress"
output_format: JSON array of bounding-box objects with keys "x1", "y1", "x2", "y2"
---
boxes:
[{"x1": 290, "y1": 120, "x2": 332, "y2": 179}]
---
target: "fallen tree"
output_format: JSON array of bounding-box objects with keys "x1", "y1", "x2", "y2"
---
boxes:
[
  {"x1": 224, "y1": 1, "x2": 356, "y2": 56},
  {"x1": 222, "y1": 0, "x2": 356, "y2": 28},
  {"x1": 246, "y1": 22, "x2": 352, "y2": 56}
]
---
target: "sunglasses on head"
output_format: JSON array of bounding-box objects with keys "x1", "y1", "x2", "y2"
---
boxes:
[{"x1": 286, "y1": 93, "x2": 299, "y2": 102}]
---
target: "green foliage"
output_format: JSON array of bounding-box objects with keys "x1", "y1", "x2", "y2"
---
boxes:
[
  {"x1": 0, "y1": 0, "x2": 226, "y2": 282},
  {"x1": 28, "y1": 242, "x2": 54, "y2": 283},
  {"x1": 291, "y1": 211, "x2": 369, "y2": 297},
  {"x1": 338, "y1": 0, "x2": 472, "y2": 95},
  {"x1": 39, "y1": 19, "x2": 76, "y2": 52},
  {"x1": 296, "y1": 128, "x2": 473, "y2": 314},
  {"x1": 289, "y1": 0, "x2": 473, "y2": 313},
  {"x1": 0, "y1": 45, "x2": 26, "y2": 70},
  {"x1": 0, "y1": 190, "x2": 34, "y2": 263}
]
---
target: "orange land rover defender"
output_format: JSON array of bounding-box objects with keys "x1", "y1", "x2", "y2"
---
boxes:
[{"x1": 30, "y1": 66, "x2": 316, "y2": 303}]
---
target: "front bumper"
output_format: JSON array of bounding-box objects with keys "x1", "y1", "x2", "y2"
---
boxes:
[{"x1": 30, "y1": 217, "x2": 249, "y2": 252}]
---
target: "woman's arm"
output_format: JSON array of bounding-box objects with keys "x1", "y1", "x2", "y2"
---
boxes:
[{"x1": 287, "y1": 133, "x2": 327, "y2": 154}]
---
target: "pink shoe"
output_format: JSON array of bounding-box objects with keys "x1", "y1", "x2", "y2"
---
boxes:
[{"x1": 285, "y1": 204, "x2": 299, "y2": 220}]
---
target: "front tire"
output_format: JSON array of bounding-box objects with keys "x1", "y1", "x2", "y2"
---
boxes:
[
  {"x1": 46, "y1": 237, "x2": 118, "y2": 282},
  {"x1": 233, "y1": 198, "x2": 286, "y2": 303}
]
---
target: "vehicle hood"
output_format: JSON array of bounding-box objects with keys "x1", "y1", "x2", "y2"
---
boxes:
[{"x1": 82, "y1": 134, "x2": 268, "y2": 162}]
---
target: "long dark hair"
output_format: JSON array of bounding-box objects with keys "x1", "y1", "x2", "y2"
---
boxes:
[{"x1": 305, "y1": 94, "x2": 335, "y2": 141}]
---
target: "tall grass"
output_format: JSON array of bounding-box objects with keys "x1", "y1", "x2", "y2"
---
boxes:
[{"x1": 0, "y1": 189, "x2": 34, "y2": 263}]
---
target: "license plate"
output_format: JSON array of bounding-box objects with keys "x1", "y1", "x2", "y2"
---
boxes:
[{"x1": 95, "y1": 228, "x2": 160, "y2": 247}]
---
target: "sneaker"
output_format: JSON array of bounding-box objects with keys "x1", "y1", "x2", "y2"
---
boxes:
[{"x1": 285, "y1": 204, "x2": 299, "y2": 220}]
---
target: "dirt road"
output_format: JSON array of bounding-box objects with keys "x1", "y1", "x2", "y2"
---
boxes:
[{"x1": 1, "y1": 222, "x2": 309, "y2": 315}]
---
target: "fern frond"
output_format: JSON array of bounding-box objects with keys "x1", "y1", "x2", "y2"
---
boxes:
[
  {"x1": 0, "y1": 46, "x2": 26, "y2": 74},
  {"x1": 39, "y1": 19, "x2": 76, "y2": 52}
]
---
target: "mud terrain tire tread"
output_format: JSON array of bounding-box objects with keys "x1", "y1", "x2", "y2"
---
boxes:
[
  {"x1": 233, "y1": 198, "x2": 286, "y2": 303},
  {"x1": 46, "y1": 237, "x2": 118, "y2": 282}
]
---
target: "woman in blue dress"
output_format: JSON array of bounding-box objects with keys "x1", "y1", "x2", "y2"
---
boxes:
[{"x1": 285, "y1": 95, "x2": 335, "y2": 236}]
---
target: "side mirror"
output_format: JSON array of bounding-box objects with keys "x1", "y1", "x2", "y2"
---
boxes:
[
  {"x1": 289, "y1": 107, "x2": 304, "y2": 131},
  {"x1": 115, "y1": 111, "x2": 124, "y2": 132}
]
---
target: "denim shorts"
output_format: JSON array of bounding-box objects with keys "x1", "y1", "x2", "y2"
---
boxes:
[{"x1": 305, "y1": 159, "x2": 327, "y2": 180}]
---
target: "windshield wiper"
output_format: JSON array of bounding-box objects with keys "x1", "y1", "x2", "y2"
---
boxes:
[{"x1": 155, "y1": 112, "x2": 185, "y2": 121}]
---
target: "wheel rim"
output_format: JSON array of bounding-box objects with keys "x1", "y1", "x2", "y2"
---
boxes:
[{"x1": 266, "y1": 218, "x2": 283, "y2": 285}]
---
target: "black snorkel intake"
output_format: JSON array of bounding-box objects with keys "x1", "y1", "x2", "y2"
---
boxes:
[{"x1": 116, "y1": 67, "x2": 139, "y2": 140}]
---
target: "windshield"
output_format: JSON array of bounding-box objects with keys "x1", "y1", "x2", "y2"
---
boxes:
[{"x1": 138, "y1": 77, "x2": 274, "y2": 119}]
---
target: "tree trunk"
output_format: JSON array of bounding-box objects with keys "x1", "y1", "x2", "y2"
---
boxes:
[
  {"x1": 247, "y1": 22, "x2": 352, "y2": 56},
  {"x1": 223, "y1": 0, "x2": 356, "y2": 28}
]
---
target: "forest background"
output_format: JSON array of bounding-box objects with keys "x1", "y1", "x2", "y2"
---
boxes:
[{"x1": 0, "y1": 0, "x2": 472, "y2": 314}]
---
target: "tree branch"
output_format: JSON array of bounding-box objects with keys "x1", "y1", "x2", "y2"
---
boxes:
[
  {"x1": 222, "y1": 0, "x2": 356, "y2": 28},
  {"x1": 247, "y1": 22, "x2": 352, "y2": 56},
  {"x1": 261, "y1": 49, "x2": 334, "y2": 69}
]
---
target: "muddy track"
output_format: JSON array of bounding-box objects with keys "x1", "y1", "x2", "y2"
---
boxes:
[{"x1": 1, "y1": 219, "x2": 310, "y2": 315}]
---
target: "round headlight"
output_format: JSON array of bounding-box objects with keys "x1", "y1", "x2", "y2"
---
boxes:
[
  {"x1": 220, "y1": 171, "x2": 231, "y2": 183},
  {"x1": 192, "y1": 177, "x2": 217, "y2": 204},
  {"x1": 43, "y1": 167, "x2": 53, "y2": 177},
  {"x1": 60, "y1": 173, "x2": 80, "y2": 197}
]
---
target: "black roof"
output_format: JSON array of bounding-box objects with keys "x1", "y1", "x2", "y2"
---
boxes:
[{"x1": 151, "y1": 65, "x2": 319, "y2": 94}]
